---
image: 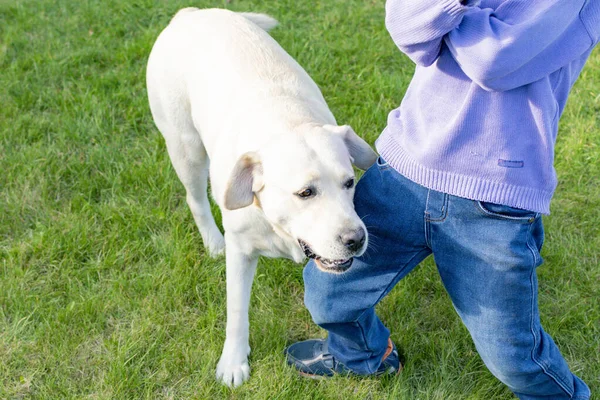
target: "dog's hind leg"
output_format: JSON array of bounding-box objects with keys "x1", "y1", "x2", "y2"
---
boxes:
[
  {"x1": 163, "y1": 128, "x2": 226, "y2": 257},
  {"x1": 147, "y1": 28, "x2": 224, "y2": 257}
]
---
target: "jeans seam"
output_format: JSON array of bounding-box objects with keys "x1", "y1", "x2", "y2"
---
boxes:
[
  {"x1": 527, "y1": 223, "x2": 574, "y2": 396},
  {"x1": 356, "y1": 321, "x2": 376, "y2": 374},
  {"x1": 526, "y1": 224, "x2": 541, "y2": 266},
  {"x1": 424, "y1": 217, "x2": 431, "y2": 248}
]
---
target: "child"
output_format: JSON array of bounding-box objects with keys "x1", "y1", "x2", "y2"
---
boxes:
[{"x1": 286, "y1": 1, "x2": 598, "y2": 398}]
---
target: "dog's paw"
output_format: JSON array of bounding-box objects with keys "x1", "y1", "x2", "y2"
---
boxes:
[
  {"x1": 216, "y1": 353, "x2": 250, "y2": 387},
  {"x1": 205, "y1": 233, "x2": 225, "y2": 258}
]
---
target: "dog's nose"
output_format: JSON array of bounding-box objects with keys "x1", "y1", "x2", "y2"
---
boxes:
[{"x1": 341, "y1": 229, "x2": 366, "y2": 253}]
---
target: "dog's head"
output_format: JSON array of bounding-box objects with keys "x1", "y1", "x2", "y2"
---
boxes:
[{"x1": 224, "y1": 124, "x2": 377, "y2": 273}]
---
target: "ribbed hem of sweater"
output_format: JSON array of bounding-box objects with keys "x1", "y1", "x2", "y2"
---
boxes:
[{"x1": 375, "y1": 130, "x2": 554, "y2": 214}]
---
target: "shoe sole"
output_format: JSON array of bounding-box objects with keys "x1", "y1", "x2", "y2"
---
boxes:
[
  {"x1": 296, "y1": 362, "x2": 403, "y2": 379},
  {"x1": 298, "y1": 370, "x2": 329, "y2": 380}
]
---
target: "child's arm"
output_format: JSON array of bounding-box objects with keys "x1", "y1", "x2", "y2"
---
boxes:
[
  {"x1": 384, "y1": 0, "x2": 479, "y2": 66},
  {"x1": 444, "y1": 0, "x2": 600, "y2": 91}
]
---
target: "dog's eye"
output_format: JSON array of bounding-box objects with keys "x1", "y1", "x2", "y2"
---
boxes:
[
  {"x1": 296, "y1": 188, "x2": 315, "y2": 199},
  {"x1": 344, "y1": 178, "x2": 355, "y2": 189}
]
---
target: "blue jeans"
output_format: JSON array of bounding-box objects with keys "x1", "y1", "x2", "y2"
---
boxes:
[{"x1": 303, "y1": 158, "x2": 590, "y2": 400}]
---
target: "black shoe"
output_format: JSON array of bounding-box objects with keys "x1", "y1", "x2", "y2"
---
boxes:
[{"x1": 285, "y1": 337, "x2": 401, "y2": 378}]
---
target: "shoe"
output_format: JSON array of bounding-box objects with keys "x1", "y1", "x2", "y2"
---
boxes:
[{"x1": 285, "y1": 337, "x2": 401, "y2": 378}]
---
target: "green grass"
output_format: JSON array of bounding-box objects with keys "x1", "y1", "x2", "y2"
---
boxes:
[{"x1": 1, "y1": 0, "x2": 598, "y2": 398}]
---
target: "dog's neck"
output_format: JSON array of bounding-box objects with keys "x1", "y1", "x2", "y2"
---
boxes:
[
  {"x1": 251, "y1": 200, "x2": 305, "y2": 263},
  {"x1": 269, "y1": 222, "x2": 305, "y2": 263}
]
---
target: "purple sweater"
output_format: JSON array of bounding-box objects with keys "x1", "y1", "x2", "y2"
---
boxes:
[{"x1": 377, "y1": 0, "x2": 600, "y2": 214}]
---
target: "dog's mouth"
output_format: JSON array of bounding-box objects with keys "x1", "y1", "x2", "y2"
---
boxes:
[{"x1": 298, "y1": 239, "x2": 353, "y2": 273}]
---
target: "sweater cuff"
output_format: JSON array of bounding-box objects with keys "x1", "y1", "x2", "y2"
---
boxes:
[
  {"x1": 441, "y1": 0, "x2": 469, "y2": 18},
  {"x1": 442, "y1": 0, "x2": 480, "y2": 17}
]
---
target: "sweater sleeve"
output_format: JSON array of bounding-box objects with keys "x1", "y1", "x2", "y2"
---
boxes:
[
  {"x1": 444, "y1": 0, "x2": 600, "y2": 92},
  {"x1": 384, "y1": 0, "x2": 477, "y2": 66}
]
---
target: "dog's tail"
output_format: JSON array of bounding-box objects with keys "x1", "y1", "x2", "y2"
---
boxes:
[
  {"x1": 171, "y1": 8, "x2": 278, "y2": 32},
  {"x1": 237, "y1": 12, "x2": 278, "y2": 32}
]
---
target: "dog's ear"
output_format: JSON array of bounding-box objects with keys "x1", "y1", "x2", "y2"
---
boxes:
[
  {"x1": 324, "y1": 124, "x2": 378, "y2": 170},
  {"x1": 224, "y1": 152, "x2": 264, "y2": 210}
]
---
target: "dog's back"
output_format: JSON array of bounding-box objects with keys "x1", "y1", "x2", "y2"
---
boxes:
[
  {"x1": 171, "y1": 7, "x2": 278, "y2": 31},
  {"x1": 148, "y1": 8, "x2": 331, "y2": 153},
  {"x1": 147, "y1": 8, "x2": 282, "y2": 139}
]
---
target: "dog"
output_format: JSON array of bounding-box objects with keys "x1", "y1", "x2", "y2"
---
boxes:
[{"x1": 146, "y1": 8, "x2": 377, "y2": 387}]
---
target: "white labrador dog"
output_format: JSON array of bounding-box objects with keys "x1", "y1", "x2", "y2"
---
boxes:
[{"x1": 146, "y1": 8, "x2": 377, "y2": 387}]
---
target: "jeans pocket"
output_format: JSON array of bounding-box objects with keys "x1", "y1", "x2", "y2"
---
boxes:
[{"x1": 476, "y1": 201, "x2": 539, "y2": 222}]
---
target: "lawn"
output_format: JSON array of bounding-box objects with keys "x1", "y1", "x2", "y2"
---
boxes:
[{"x1": 1, "y1": 0, "x2": 598, "y2": 399}]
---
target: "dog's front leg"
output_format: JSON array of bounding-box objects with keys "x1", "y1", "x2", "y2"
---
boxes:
[{"x1": 216, "y1": 237, "x2": 258, "y2": 387}]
